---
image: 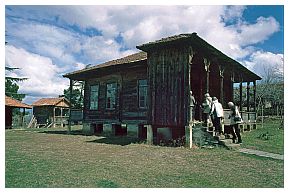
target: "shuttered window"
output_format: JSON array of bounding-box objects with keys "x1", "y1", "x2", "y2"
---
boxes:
[
  {"x1": 138, "y1": 79, "x2": 148, "y2": 108},
  {"x1": 90, "y1": 85, "x2": 99, "y2": 110},
  {"x1": 106, "y1": 82, "x2": 117, "y2": 109}
]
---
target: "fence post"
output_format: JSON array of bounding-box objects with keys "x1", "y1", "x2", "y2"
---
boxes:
[
  {"x1": 68, "y1": 79, "x2": 72, "y2": 134},
  {"x1": 261, "y1": 104, "x2": 264, "y2": 128}
]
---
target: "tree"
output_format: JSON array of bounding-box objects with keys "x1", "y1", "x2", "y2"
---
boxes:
[
  {"x1": 5, "y1": 42, "x2": 27, "y2": 101},
  {"x1": 61, "y1": 81, "x2": 84, "y2": 109},
  {"x1": 233, "y1": 64, "x2": 284, "y2": 116}
]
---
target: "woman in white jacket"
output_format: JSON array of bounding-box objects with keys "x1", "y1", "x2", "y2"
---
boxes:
[
  {"x1": 228, "y1": 102, "x2": 243, "y2": 144},
  {"x1": 210, "y1": 97, "x2": 224, "y2": 135}
]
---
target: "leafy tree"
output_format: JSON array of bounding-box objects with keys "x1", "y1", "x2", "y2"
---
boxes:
[
  {"x1": 5, "y1": 42, "x2": 27, "y2": 101},
  {"x1": 5, "y1": 79, "x2": 26, "y2": 101},
  {"x1": 61, "y1": 81, "x2": 84, "y2": 109},
  {"x1": 233, "y1": 64, "x2": 284, "y2": 116}
]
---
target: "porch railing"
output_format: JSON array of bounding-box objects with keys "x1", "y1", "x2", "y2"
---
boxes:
[{"x1": 223, "y1": 109, "x2": 257, "y2": 131}]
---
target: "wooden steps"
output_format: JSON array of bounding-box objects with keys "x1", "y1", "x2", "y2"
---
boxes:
[{"x1": 218, "y1": 138, "x2": 241, "y2": 150}]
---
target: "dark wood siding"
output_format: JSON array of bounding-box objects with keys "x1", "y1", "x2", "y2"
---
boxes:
[
  {"x1": 33, "y1": 106, "x2": 54, "y2": 124},
  {"x1": 83, "y1": 61, "x2": 148, "y2": 124},
  {"x1": 147, "y1": 46, "x2": 190, "y2": 127}
]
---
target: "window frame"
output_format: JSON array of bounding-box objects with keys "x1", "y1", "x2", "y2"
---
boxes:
[
  {"x1": 138, "y1": 79, "x2": 148, "y2": 109},
  {"x1": 106, "y1": 82, "x2": 117, "y2": 110},
  {"x1": 89, "y1": 84, "x2": 99, "y2": 110}
]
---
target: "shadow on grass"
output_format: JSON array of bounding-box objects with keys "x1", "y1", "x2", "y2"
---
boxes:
[
  {"x1": 86, "y1": 136, "x2": 144, "y2": 146},
  {"x1": 39, "y1": 129, "x2": 86, "y2": 136}
]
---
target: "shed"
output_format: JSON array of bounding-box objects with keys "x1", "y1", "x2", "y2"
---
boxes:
[
  {"x1": 31, "y1": 97, "x2": 70, "y2": 128},
  {"x1": 64, "y1": 32, "x2": 261, "y2": 143},
  {"x1": 5, "y1": 95, "x2": 32, "y2": 129}
]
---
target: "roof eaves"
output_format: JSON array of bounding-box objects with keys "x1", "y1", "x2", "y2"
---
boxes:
[{"x1": 63, "y1": 52, "x2": 147, "y2": 78}]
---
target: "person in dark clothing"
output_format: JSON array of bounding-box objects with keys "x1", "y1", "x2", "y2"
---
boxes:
[{"x1": 228, "y1": 102, "x2": 243, "y2": 144}]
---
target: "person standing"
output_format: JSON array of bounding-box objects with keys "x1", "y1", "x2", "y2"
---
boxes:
[
  {"x1": 202, "y1": 93, "x2": 212, "y2": 124},
  {"x1": 227, "y1": 102, "x2": 243, "y2": 144},
  {"x1": 210, "y1": 97, "x2": 224, "y2": 136},
  {"x1": 189, "y1": 91, "x2": 197, "y2": 123}
]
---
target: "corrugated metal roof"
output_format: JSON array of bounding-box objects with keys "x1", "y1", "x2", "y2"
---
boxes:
[
  {"x1": 32, "y1": 97, "x2": 69, "y2": 107},
  {"x1": 5, "y1": 96, "x2": 32, "y2": 108},
  {"x1": 63, "y1": 51, "x2": 147, "y2": 78}
]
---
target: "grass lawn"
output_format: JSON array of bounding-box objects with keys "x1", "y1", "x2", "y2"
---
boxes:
[
  {"x1": 241, "y1": 117, "x2": 284, "y2": 155},
  {"x1": 5, "y1": 125, "x2": 283, "y2": 188}
]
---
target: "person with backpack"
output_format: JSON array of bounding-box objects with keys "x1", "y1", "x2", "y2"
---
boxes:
[{"x1": 227, "y1": 102, "x2": 243, "y2": 144}]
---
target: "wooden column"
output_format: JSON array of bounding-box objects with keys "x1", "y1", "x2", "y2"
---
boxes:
[
  {"x1": 68, "y1": 79, "x2": 73, "y2": 134},
  {"x1": 247, "y1": 82, "x2": 250, "y2": 112},
  {"x1": 219, "y1": 65, "x2": 225, "y2": 105},
  {"x1": 187, "y1": 49, "x2": 194, "y2": 124},
  {"x1": 22, "y1": 108, "x2": 25, "y2": 127},
  {"x1": 53, "y1": 107, "x2": 56, "y2": 128},
  {"x1": 204, "y1": 58, "x2": 210, "y2": 93},
  {"x1": 60, "y1": 107, "x2": 63, "y2": 127},
  {"x1": 185, "y1": 124, "x2": 193, "y2": 148},
  {"x1": 239, "y1": 80, "x2": 243, "y2": 111},
  {"x1": 253, "y1": 81, "x2": 256, "y2": 112},
  {"x1": 146, "y1": 125, "x2": 153, "y2": 145},
  {"x1": 230, "y1": 71, "x2": 235, "y2": 102}
]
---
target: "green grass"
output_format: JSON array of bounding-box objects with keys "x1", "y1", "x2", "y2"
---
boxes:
[
  {"x1": 241, "y1": 117, "x2": 284, "y2": 154},
  {"x1": 6, "y1": 125, "x2": 283, "y2": 188}
]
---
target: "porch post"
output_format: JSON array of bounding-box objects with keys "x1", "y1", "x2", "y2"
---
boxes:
[
  {"x1": 253, "y1": 81, "x2": 256, "y2": 112},
  {"x1": 239, "y1": 79, "x2": 243, "y2": 111},
  {"x1": 146, "y1": 125, "x2": 153, "y2": 145},
  {"x1": 22, "y1": 108, "x2": 25, "y2": 127},
  {"x1": 185, "y1": 124, "x2": 193, "y2": 148},
  {"x1": 53, "y1": 107, "x2": 56, "y2": 128},
  {"x1": 60, "y1": 107, "x2": 63, "y2": 127},
  {"x1": 204, "y1": 58, "x2": 210, "y2": 93},
  {"x1": 230, "y1": 71, "x2": 235, "y2": 102},
  {"x1": 68, "y1": 79, "x2": 73, "y2": 134},
  {"x1": 219, "y1": 65, "x2": 224, "y2": 105},
  {"x1": 247, "y1": 82, "x2": 250, "y2": 112}
]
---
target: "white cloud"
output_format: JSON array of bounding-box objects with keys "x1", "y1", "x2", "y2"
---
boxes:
[
  {"x1": 5, "y1": 45, "x2": 69, "y2": 104},
  {"x1": 222, "y1": 5, "x2": 246, "y2": 22},
  {"x1": 243, "y1": 51, "x2": 284, "y2": 78},
  {"x1": 5, "y1": 5, "x2": 283, "y2": 100},
  {"x1": 237, "y1": 16, "x2": 280, "y2": 46},
  {"x1": 6, "y1": 5, "x2": 281, "y2": 61}
]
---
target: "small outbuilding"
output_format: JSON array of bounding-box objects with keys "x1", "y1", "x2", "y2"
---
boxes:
[
  {"x1": 5, "y1": 95, "x2": 32, "y2": 129},
  {"x1": 31, "y1": 97, "x2": 70, "y2": 128}
]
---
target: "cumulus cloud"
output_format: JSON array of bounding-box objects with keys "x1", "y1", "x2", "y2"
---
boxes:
[
  {"x1": 5, "y1": 45, "x2": 69, "y2": 104},
  {"x1": 222, "y1": 5, "x2": 246, "y2": 23},
  {"x1": 6, "y1": 5, "x2": 281, "y2": 61},
  {"x1": 5, "y1": 5, "x2": 283, "y2": 101},
  {"x1": 243, "y1": 51, "x2": 284, "y2": 79},
  {"x1": 237, "y1": 16, "x2": 280, "y2": 46}
]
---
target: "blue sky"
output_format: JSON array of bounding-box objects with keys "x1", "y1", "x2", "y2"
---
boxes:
[{"x1": 5, "y1": 5, "x2": 284, "y2": 104}]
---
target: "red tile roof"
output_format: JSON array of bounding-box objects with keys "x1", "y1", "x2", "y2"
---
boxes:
[
  {"x1": 5, "y1": 96, "x2": 32, "y2": 108},
  {"x1": 32, "y1": 97, "x2": 69, "y2": 107}
]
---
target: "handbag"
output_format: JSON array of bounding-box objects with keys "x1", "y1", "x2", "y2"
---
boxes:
[{"x1": 234, "y1": 116, "x2": 242, "y2": 122}]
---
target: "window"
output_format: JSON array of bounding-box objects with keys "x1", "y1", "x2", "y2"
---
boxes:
[
  {"x1": 138, "y1": 79, "x2": 148, "y2": 108},
  {"x1": 90, "y1": 85, "x2": 99, "y2": 110},
  {"x1": 106, "y1": 82, "x2": 117, "y2": 109}
]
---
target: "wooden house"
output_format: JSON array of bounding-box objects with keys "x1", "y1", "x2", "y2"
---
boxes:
[
  {"x1": 5, "y1": 95, "x2": 32, "y2": 129},
  {"x1": 64, "y1": 33, "x2": 261, "y2": 143},
  {"x1": 31, "y1": 97, "x2": 70, "y2": 128}
]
